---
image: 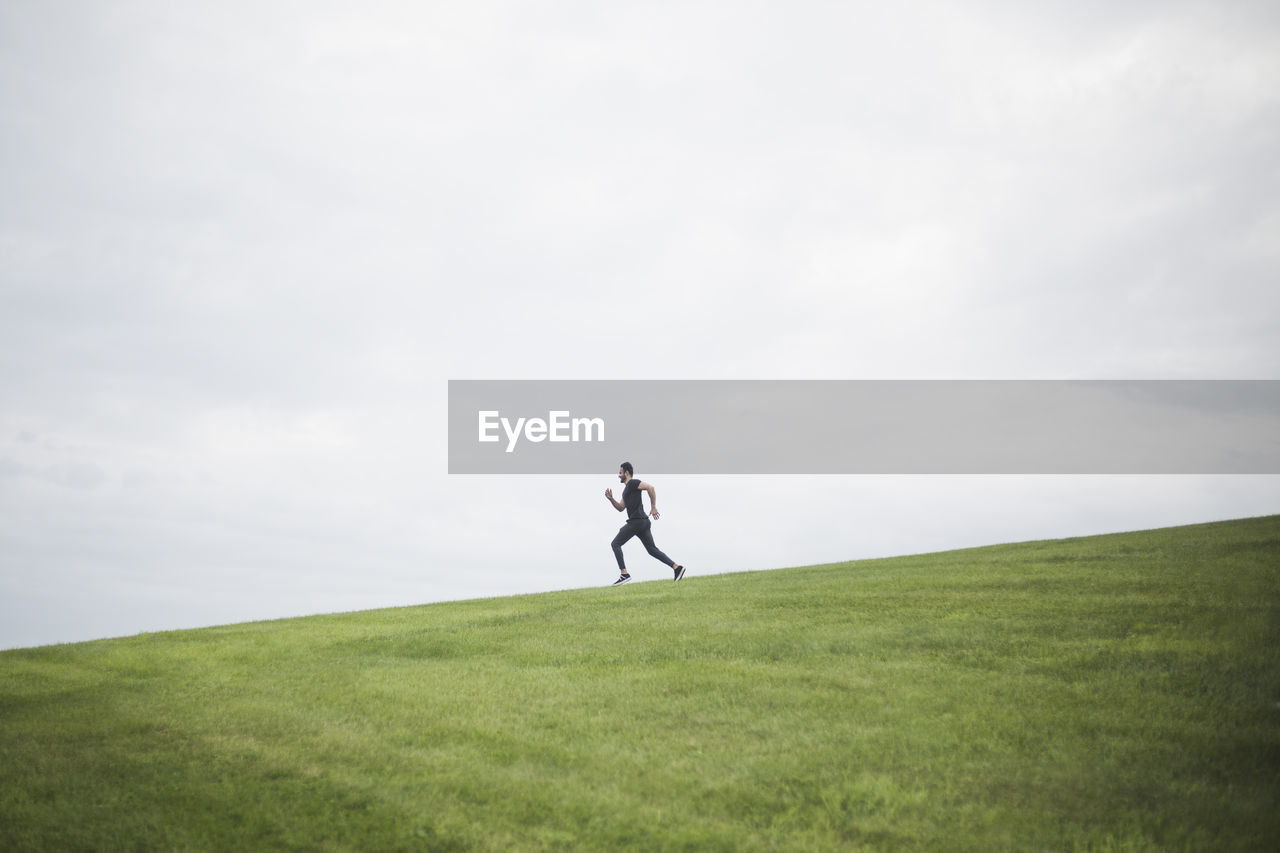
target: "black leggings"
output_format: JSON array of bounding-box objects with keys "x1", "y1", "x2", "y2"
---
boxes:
[{"x1": 611, "y1": 518, "x2": 675, "y2": 571}]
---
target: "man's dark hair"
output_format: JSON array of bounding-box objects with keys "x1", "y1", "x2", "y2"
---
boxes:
[{"x1": 620, "y1": 461, "x2": 634, "y2": 476}]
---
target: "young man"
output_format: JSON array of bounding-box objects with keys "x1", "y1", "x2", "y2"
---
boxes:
[{"x1": 604, "y1": 461, "x2": 686, "y2": 585}]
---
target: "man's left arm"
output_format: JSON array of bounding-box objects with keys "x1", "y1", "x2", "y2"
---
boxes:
[{"x1": 641, "y1": 482, "x2": 660, "y2": 519}]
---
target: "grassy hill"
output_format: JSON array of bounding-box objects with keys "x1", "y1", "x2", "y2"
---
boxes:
[{"x1": 2, "y1": 516, "x2": 1278, "y2": 851}]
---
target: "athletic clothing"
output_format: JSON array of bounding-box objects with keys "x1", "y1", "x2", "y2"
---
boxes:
[
  {"x1": 611, "y1": 475, "x2": 678, "y2": 573},
  {"x1": 612, "y1": 517, "x2": 675, "y2": 571},
  {"x1": 622, "y1": 478, "x2": 645, "y2": 520}
]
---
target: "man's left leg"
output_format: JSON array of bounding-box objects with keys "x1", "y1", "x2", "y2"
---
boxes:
[{"x1": 635, "y1": 523, "x2": 685, "y2": 580}]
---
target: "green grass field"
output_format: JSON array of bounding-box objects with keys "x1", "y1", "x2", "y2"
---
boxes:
[{"x1": 2, "y1": 516, "x2": 1278, "y2": 851}]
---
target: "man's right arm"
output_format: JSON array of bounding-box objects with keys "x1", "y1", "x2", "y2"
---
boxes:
[{"x1": 604, "y1": 488, "x2": 625, "y2": 512}]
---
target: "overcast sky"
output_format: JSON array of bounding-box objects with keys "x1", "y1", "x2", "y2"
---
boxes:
[{"x1": 2, "y1": 1, "x2": 1278, "y2": 649}]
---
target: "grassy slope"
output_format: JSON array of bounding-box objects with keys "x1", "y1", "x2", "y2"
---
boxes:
[{"x1": 1, "y1": 516, "x2": 1278, "y2": 851}]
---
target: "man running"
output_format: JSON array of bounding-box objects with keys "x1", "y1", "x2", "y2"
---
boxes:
[{"x1": 604, "y1": 461, "x2": 686, "y2": 585}]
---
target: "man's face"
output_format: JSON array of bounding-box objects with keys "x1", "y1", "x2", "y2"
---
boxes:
[{"x1": 618, "y1": 468, "x2": 627, "y2": 483}]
